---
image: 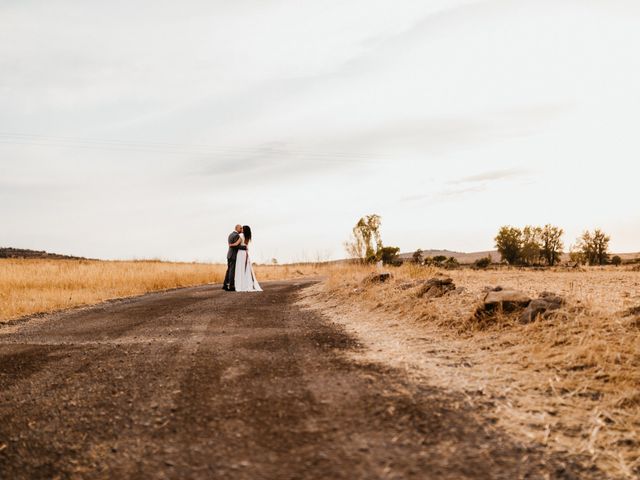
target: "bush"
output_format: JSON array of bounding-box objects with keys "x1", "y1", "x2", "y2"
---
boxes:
[
  {"x1": 378, "y1": 246, "x2": 401, "y2": 266},
  {"x1": 611, "y1": 255, "x2": 622, "y2": 266},
  {"x1": 443, "y1": 257, "x2": 460, "y2": 270},
  {"x1": 474, "y1": 256, "x2": 492, "y2": 269}
]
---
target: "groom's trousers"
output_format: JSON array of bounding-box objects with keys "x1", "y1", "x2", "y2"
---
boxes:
[{"x1": 224, "y1": 257, "x2": 236, "y2": 289}]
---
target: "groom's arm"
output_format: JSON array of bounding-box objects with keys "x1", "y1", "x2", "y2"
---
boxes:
[{"x1": 228, "y1": 232, "x2": 240, "y2": 246}]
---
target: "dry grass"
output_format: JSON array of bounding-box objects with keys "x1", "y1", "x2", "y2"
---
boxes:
[
  {"x1": 0, "y1": 258, "x2": 321, "y2": 322},
  {"x1": 3, "y1": 257, "x2": 639, "y2": 476},
  {"x1": 301, "y1": 263, "x2": 640, "y2": 478}
]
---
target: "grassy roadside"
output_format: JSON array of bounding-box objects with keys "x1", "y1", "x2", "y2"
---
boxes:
[
  {"x1": 0, "y1": 258, "x2": 321, "y2": 322},
  {"x1": 302, "y1": 263, "x2": 640, "y2": 478}
]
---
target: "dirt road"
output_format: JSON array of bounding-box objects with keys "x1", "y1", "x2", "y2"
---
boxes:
[{"x1": 0, "y1": 280, "x2": 600, "y2": 479}]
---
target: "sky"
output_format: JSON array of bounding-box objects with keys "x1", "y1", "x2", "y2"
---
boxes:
[{"x1": 1, "y1": 0, "x2": 639, "y2": 263}]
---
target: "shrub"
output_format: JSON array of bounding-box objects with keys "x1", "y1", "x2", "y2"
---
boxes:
[
  {"x1": 611, "y1": 255, "x2": 622, "y2": 266},
  {"x1": 443, "y1": 257, "x2": 460, "y2": 270},
  {"x1": 474, "y1": 256, "x2": 492, "y2": 269},
  {"x1": 378, "y1": 246, "x2": 401, "y2": 266}
]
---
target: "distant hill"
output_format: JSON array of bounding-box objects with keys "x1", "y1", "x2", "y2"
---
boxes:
[
  {"x1": 0, "y1": 247, "x2": 88, "y2": 260},
  {"x1": 616, "y1": 252, "x2": 640, "y2": 261}
]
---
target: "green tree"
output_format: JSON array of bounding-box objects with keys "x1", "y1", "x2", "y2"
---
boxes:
[
  {"x1": 578, "y1": 229, "x2": 610, "y2": 265},
  {"x1": 344, "y1": 214, "x2": 383, "y2": 263},
  {"x1": 611, "y1": 255, "x2": 622, "y2": 266},
  {"x1": 412, "y1": 249, "x2": 424, "y2": 264},
  {"x1": 540, "y1": 224, "x2": 564, "y2": 266},
  {"x1": 521, "y1": 225, "x2": 542, "y2": 265},
  {"x1": 495, "y1": 226, "x2": 523, "y2": 265}
]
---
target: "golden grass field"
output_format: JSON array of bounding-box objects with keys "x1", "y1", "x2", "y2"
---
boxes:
[
  {"x1": 301, "y1": 263, "x2": 640, "y2": 478},
  {"x1": 0, "y1": 258, "x2": 320, "y2": 322}
]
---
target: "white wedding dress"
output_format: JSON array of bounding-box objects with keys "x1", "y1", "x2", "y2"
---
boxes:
[{"x1": 234, "y1": 233, "x2": 262, "y2": 292}]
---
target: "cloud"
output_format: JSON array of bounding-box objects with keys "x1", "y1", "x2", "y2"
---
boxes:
[
  {"x1": 449, "y1": 168, "x2": 529, "y2": 185},
  {"x1": 401, "y1": 184, "x2": 487, "y2": 203},
  {"x1": 401, "y1": 167, "x2": 531, "y2": 205}
]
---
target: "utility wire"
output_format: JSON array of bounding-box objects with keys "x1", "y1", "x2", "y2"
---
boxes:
[{"x1": 0, "y1": 131, "x2": 384, "y2": 164}]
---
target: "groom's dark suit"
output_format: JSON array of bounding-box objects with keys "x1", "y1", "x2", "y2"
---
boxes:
[
  {"x1": 223, "y1": 231, "x2": 241, "y2": 290},
  {"x1": 224, "y1": 231, "x2": 248, "y2": 290}
]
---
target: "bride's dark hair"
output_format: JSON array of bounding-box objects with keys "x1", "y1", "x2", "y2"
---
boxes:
[{"x1": 242, "y1": 225, "x2": 252, "y2": 243}]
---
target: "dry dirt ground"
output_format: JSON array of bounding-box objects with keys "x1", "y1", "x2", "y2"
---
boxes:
[{"x1": 0, "y1": 280, "x2": 603, "y2": 479}]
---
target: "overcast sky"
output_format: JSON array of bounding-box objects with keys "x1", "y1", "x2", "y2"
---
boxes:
[{"x1": 1, "y1": 0, "x2": 639, "y2": 263}]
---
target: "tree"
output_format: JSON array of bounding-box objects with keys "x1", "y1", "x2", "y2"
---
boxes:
[
  {"x1": 432, "y1": 255, "x2": 447, "y2": 264},
  {"x1": 495, "y1": 226, "x2": 523, "y2": 265},
  {"x1": 540, "y1": 224, "x2": 564, "y2": 266},
  {"x1": 521, "y1": 225, "x2": 542, "y2": 265},
  {"x1": 344, "y1": 214, "x2": 383, "y2": 263},
  {"x1": 271, "y1": 258, "x2": 278, "y2": 265},
  {"x1": 578, "y1": 229, "x2": 610, "y2": 265},
  {"x1": 412, "y1": 249, "x2": 424, "y2": 264},
  {"x1": 611, "y1": 255, "x2": 622, "y2": 266}
]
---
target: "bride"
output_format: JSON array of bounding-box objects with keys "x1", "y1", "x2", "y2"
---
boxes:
[{"x1": 229, "y1": 225, "x2": 262, "y2": 292}]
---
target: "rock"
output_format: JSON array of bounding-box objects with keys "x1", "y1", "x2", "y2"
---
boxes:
[
  {"x1": 448, "y1": 287, "x2": 466, "y2": 295},
  {"x1": 363, "y1": 272, "x2": 392, "y2": 284},
  {"x1": 519, "y1": 292, "x2": 565, "y2": 324},
  {"x1": 418, "y1": 277, "x2": 456, "y2": 298},
  {"x1": 482, "y1": 285, "x2": 503, "y2": 293},
  {"x1": 398, "y1": 281, "x2": 420, "y2": 290},
  {"x1": 483, "y1": 290, "x2": 532, "y2": 312},
  {"x1": 473, "y1": 289, "x2": 531, "y2": 321}
]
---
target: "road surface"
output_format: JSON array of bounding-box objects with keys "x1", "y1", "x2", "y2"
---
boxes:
[{"x1": 0, "y1": 280, "x2": 598, "y2": 479}]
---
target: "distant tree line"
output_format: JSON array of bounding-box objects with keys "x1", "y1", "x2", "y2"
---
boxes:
[
  {"x1": 345, "y1": 214, "x2": 619, "y2": 268},
  {"x1": 411, "y1": 249, "x2": 460, "y2": 269},
  {"x1": 494, "y1": 225, "x2": 564, "y2": 266},
  {"x1": 495, "y1": 225, "x2": 613, "y2": 266}
]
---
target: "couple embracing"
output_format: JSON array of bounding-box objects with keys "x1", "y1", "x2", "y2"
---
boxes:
[{"x1": 222, "y1": 224, "x2": 262, "y2": 292}]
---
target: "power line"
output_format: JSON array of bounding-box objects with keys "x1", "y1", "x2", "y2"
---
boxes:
[{"x1": 0, "y1": 131, "x2": 385, "y2": 164}]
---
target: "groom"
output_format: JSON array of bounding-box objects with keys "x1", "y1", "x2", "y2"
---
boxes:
[{"x1": 223, "y1": 224, "x2": 244, "y2": 292}]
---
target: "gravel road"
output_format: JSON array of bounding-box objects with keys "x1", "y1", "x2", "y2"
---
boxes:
[{"x1": 0, "y1": 280, "x2": 599, "y2": 479}]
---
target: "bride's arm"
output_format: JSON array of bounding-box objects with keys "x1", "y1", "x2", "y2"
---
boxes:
[{"x1": 229, "y1": 236, "x2": 242, "y2": 247}]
